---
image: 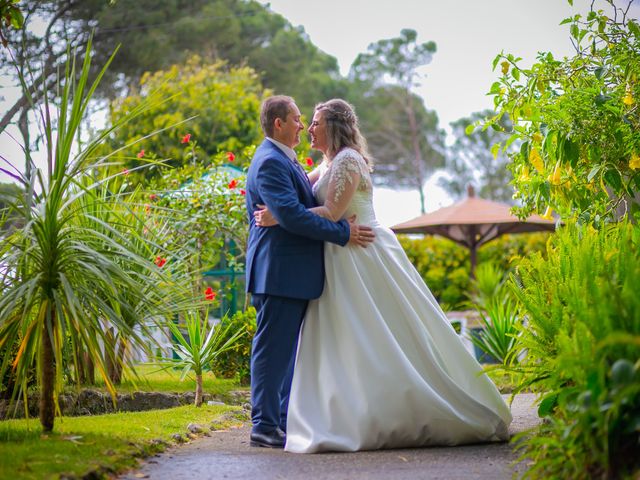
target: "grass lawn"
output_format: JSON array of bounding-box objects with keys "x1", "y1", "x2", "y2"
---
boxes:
[
  {"x1": 0, "y1": 404, "x2": 247, "y2": 480},
  {"x1": 91, "y1": 363, "x2": 248, "y2": 397}
]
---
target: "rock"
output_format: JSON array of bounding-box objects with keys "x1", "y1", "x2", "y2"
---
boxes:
[
  {"x1": 242, "y1": 402, "x2": 251, "y2": 411},
  {"x1": 187, "y1": 423, "x2": 204, "y2": 434},
  {"x1": 206, "y1": 400, "x2": 226, "y2": 406},
  {"x1": 118, "y1": 392, "x2": 181, "y2": 412},
  {"x1": 171, "y1": 433, "x2": 185, "y2": 443}
]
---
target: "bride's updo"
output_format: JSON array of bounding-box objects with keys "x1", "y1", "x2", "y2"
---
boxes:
[{"x1": 314, "y1": 99, "x2": 372, "y2": 165}]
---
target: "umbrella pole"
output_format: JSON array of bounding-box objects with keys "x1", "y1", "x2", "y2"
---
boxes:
[{"x1": 469, "y1": 245, "x2": 477, "y2": 280}]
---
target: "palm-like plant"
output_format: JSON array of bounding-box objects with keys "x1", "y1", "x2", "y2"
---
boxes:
[
  {"x1": 164, "y1": 309, "x2": 246, "y2": 406},
  {"x1": 469, "y1": 297, "x2": 521, "y2": 365},
  {"x1": 0, "y1": 39, "x2": 183, "y2": 431}
]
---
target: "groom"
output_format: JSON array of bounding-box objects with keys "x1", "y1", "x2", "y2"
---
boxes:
[{"x1": 245, "y1": 95, "x2": 373, "y2": 448}]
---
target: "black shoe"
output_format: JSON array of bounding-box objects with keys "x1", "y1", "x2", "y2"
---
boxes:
[{"x1": 250, "y1": 429, "x2": 286, "y2": 448}]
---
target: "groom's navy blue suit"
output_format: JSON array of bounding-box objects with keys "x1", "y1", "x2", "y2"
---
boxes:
[{"x1": 245, "y1": 139, "x2": 350, "y2": 434}]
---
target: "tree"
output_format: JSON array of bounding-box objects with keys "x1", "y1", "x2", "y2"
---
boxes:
[
  {"x1": 0, "y1": 0, "x2": 344, "y2": 137},
  {"x1": 0, "y1": 0, "x2": 24, "y2": 48},
  {"x1": 487, "y1": 0, "x2": 640, "y2": 224},
  {"x1": 352, "y1": 85, "x2": 445, "y2": 210},
  {"x1": 350, "y1": 29, "x2": 442, "y2": 213},
  {"x1": 440, "y1": 111, "x2": 515, "y2": 203},
  {"x1": 103, "y1": 56, "x2": 264, "y2": 183},
  {"x1": 0, "y1": 40, "x2": 193, "y2": 432}
]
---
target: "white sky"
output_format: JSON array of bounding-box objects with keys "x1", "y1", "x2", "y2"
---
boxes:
[{"x1": 2, "y1": 1, "x2": 638, "y2": 226}]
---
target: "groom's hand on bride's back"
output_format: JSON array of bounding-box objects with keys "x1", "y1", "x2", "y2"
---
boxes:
[{"x1": 347, "y1": 215, "x2": 375, "y2": 247}]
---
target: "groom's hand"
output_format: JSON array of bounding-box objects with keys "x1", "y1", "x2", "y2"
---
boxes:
[{"x1": 347, "y1": 215, "x2": 375, "y2": 247}]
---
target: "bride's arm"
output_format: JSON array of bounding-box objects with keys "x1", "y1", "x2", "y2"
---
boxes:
[
  {"x1": 255, "y1": 155, "x2": 362, "y2": 226},
  {"x1": 308, "y1": 169, "x2": 360, "y2": 221}
]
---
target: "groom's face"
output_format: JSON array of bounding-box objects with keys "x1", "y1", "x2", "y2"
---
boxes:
[{"x1": 275, "y1": 103, "x2": 304, "y2": 148}]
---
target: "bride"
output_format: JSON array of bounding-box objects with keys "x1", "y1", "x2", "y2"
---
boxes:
[{"x1": 254, "y1": 98, "x2": 512, "y2": 453}]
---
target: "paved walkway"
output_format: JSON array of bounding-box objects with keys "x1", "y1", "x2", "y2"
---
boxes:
[{"x1": 120, "y1": 394, "x2": 539, "y2": 480}]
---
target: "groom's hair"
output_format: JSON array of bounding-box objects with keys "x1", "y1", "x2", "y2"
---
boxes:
[{"x1": 261, "y1": 95, "x2": 295, "y2": 138}]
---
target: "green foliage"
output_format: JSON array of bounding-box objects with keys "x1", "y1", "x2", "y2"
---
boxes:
[
  {"x1": 398, "y1": 233, "x2": 549, "y2": 309},
  {"x1": 509, "y1": 221, "x2": 640, "y2": 478},
  {"x1": 0, "y1": 39, "x2": 197, "y2": 432},
  {"x1": 161, "y1": 308, "x2": 245, "y2": 406},
  {"x1": 470, "y1": 297, "x2": 521, "y2": 366},
  {"x1": 350, "y1": 29, "x2": 443, "y2": 213},
  {"x1": 147, "y1": 146, "x2": 250, "y2": 302},
  {"x1": 467, "y1": 262, "x2": 522, "y2": 365},
  {"x1": 0, "y1": 403, "x2": 241, "y2": 480},
  {"x1": 211, "y1": 307, "x2": 256, "y2": 386},
  {"x1": 441, "y1": 110, "x2": 515, "y2": 202},
  {"x1": 0, "y1": 1, "x2": 23, "y2": 48},
  {"x1": 105, "y1": 56, "x2": 264, "y2": 183},
  {"x1": 486, "y1": 2, "x2": 640, "y2": 224}
]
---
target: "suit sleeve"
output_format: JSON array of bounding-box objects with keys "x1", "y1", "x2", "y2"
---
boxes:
[{"x1": 256, "y1": 157, "x2": 350, "y2": 246}]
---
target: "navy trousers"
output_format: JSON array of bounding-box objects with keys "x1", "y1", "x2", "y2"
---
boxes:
[{"x1": 250, "y1": 293, "x2": 308, "y2": 434}]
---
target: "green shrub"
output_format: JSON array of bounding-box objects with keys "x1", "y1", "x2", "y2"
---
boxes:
[
  {"x1": 211, "y1": 307, "x2": 256, "y2": 386},
  {"x1": 398, "y1": 232, "x2": 549, "y2": 309},
  {"x1": 510, "y1": 222, "x2": 640, "y2": 479}
]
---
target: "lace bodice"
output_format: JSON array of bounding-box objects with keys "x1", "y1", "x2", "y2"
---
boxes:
[{"x1": 312, "y1": 148, "x2": 377, "y2": 225}]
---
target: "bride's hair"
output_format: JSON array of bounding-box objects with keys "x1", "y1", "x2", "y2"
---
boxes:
[{"x1": 314, "y1": 99, "x2": 372, "y2": 165}]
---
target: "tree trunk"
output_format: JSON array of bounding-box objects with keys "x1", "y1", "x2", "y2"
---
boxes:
[
  {"x1": 40, "y1": 310, "x2": 56, "y2": 432},
  {"x1": 405, "y1": 96, "x2": 426, "y2": 214},
  {"x1": 195, "y1": 373, "x2": 203, "y2": 407},
  {"x1": 110, "y1": 337, "x2": 127, "y2": 385}
]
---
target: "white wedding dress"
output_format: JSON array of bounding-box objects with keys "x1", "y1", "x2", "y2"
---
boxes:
[{"x1": 284, "y1": 148, "x2": 512, "y2": 453}]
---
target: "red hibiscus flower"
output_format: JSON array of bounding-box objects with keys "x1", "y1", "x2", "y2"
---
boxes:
[
  {"x1": 137, "y1": 149, "x2": 145, "y2": 159},
  {"x1": 155, "y1": 256, "x2": 166, "y2": 268},
  {"x1": 181, "y1": 133, "x2": 192, "y2": 144},
  {"x1": 306, "y1": 157, "x2": 314, "y2": 166},
  {"x1": 149, "y1": 193, "x2": 158, "y2": 201},
  {"x1": 239, "y1": 189, "x2": 246, "y2": 196},
  {"x1": 227, "y1": 151, "x2": 235, "y2": 162},
  {"x1": 228, "y1": 179, "x2": 238, "y2": 189},
  {"x1": 204, "y1": 287, "x2": 216, "y2": 301}
]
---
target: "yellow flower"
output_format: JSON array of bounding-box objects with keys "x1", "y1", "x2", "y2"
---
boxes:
[
  {"x1": 623, "y1": 85, "x2": 635, "y2": 106},
  {"x1": 501, "y1": 61, "x2": 510, "y2": 75},
  {"x1": 548, "y1": 165, "x2": 562, "y2": 185},
  {"x1": 532, "y1": 132, "x2": 543, "y2": 143},
  {"x1": 630, "y1": 153, "x2": 640, "y2": 170},
  {"x1": 529, "y1": 148, "x2": 545, "y2": 174},
  {"x1": 540, "y1": 207, "x2": 554, "y2": 221},
  {"x1": 519, "y1": 166, "x2": 530, "y2": 182}
]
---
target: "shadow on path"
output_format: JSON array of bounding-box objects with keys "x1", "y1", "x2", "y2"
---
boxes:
[{"x1": 119, "y1": 394, "x2": 539, "y2": 480}]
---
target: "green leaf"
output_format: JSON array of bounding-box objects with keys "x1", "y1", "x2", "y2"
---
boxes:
[
  {"x1": 465, "y1": 123, "x2": 476, "y2": 135},
  {"x1": 490, "y1": 143, "x2": 501, "y2": 159},
  {"x1": 594, "y1": 67, "x2": 606, "y2": 80},
  {"x1": 512, "y1": 68, "x2": 520, "y2": 81},
  {"x1": 595, "y1": 94, "x2": 612, "y2": 105},
  {"x1": 603, "y1": 168, "x2": 622, "y2": 191},
  {"x1": 538, "y1": 393, "x2": 558, "y2": 417},
  {"x1": 563, "y1": 138, "x2": 580, "y2": 167}
]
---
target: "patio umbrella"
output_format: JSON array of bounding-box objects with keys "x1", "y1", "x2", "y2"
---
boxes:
[{"x1": 391, "y1": 185, "x2": 556, "y2": 278}]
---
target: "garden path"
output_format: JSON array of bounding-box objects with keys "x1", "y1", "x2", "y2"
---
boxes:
[{"x1": 119, "y1": 393, "x2": 539, "y2": 480}]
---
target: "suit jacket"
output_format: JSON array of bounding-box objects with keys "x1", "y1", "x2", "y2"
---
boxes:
[{"x1": 245, "y1": 139, "x2": 350, "y2": 299}]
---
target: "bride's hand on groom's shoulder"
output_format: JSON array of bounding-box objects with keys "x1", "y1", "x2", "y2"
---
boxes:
[{"x1": 347, "y1": 215, "x2": 375, "y2": 247}]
